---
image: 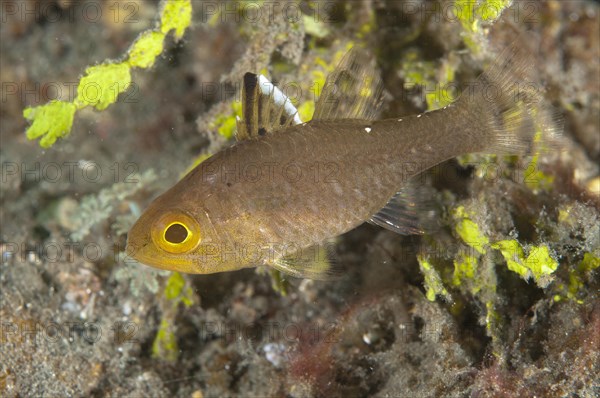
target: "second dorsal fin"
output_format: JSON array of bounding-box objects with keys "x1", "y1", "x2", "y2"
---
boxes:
[
  {"x1": 236, "y1": 73, "x2": 302, "y2": 141},
  {"x1": 313, "y1": 47, "x2": 385, "y2": 121}
]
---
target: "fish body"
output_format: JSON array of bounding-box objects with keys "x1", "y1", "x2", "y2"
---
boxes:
[
  {"x1": 183, "y1": 109, "x2": 476, "y2": 250},
  {"x1": 127, "y1": 41, "x2": 561, "y2": 278}
]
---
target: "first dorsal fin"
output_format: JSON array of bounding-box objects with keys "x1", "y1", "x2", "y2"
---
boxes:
[
  {"x1": 236, "y1": 73, "x2": 302, "y2": 141},
  {"x1": 313, "y1": 47, "x2": 385, "y2": 121}
]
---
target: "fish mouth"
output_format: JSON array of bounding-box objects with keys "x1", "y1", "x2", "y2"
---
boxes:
[
  {"x1": 124, "y1": 240, "x2": 174, "y2": 271},
  {"x1": 124, "y1": 240, "x2": 149, "y2": 264},
  {"x1": 124, "y1": 243, "x2": 138, "y2": 259}
]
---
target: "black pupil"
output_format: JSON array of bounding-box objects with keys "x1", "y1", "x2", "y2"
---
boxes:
[{"x1": 165, "y1": 223, "x2": 188, "y2": 244}]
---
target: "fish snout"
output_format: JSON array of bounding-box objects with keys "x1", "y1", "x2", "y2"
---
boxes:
[
  {"x1": 124, "y1": 242, "x2": 137, "y2": 257},
  {"x1": 124, "y1": 236, "x2": 147, "y2": 260}
]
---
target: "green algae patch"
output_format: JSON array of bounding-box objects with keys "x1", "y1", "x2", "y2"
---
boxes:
[
  {"x1": 523, "y1": 246, "x2": 559, "y2": 284},
  {"x1": 127, "y1": 31, "x2": 165, "y2": 69},
  {"x1": 456, "y1": 0, "x2": 513, "y2": 32},
  {"x1": 355, "y1": 5, "x2": 376, "y2": 40},
  {"x1": 399, "y1": 48, "x2": 459, "y2": 111},
  {"x1": 76, "y1": 63, "x2": 132, "y2": 110},
  {"x1": 580, "y1": 252, "x2": 600, "y2": 271},
  {"x1": 294, "y1": 43, "x2": 355, "y2": 123},
  {"x1": 418, "y1": 255, "x2": 451, "y2": 302},
  {"x1": 484, "y1": 300, "x2": 502, "y2": 356},
  {"x1": 400, "y1": 49, "x2": 435, "y2": 86},
  {"x1": 491, "y1": 240, "x2": 527, "y2": 277},
  {"x1": 478, "y1": 0, "x2": 512, "y2": 21},
  {"x1": 524, "y1": 154, "x2": 555, "y2": 192},
  {"x1": 211, "y1": 101, "x2": 243, "y2": 140},
  {"x1": 554, "y1": 252, "x2": 600, "y2": 304},
  {"x1": 164, "y1": 272, "x2": 195, "y2": 307},
  {"x1": 452, "y1": 251, "x2": 479, "y2": 290},
  {"x1": 303, "y1": 14, "x2": 330, "y2": 39},
  {"x1": 491, "y1": 240, "x2": 558, "y2": 287},
  {"x1": 152, "y1": 319, "x2": 179, "y2": 362},
  {"x1": 297, "y1": 100, "x2": 316, "y2": 122},
  {"x1": 23, "y1": 101, "x2": 77, "y2": 148},
  {"x1": 455, "y1": 0, "x2": 513, "y2": 53},
  {"x1": 455, "y1": 0, "x2": 477, "y2": 32},
  {"x1": 24, "y1": 0, "x2": 192, "y2": 148},
  {"x1": 160, "y1": 0, "x2": 192, "y2": 40},
  {"x1": 152, "y1": 272, "x2": 196, "y2": 361},
  {"x1": 456, "y1": 218, "x2": 489, "y2": 254},
  {"x1": 453, "y1": 206, "x2": 489, "y2": 255}
]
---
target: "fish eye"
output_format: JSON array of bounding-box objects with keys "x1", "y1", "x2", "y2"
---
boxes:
[
  {"x1": 151, "y1": 211, "x2": 201, "y2": 254},
  {"x1": 164, "y1": 222, "x2": 189, "y2": 244}
]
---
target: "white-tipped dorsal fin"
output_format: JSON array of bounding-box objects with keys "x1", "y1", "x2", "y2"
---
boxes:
[{"x1": 236, "y1": 73, "x2": 302, "y2": 141}]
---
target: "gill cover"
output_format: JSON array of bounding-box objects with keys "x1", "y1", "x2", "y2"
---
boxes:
[{"x1": 151, "y1": 210, "x2": 201, "y2": 254}]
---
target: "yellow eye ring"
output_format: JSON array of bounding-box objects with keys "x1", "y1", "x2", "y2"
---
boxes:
[{"x1": 151, "y1": 211, "x2": 201, "y2": 254}]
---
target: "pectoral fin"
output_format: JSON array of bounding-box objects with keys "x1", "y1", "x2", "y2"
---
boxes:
[
  {"x1": 267, "y1": 243, "x2": 339, "y2": 280},
  {"x1": 369, "y1": 181, "x2": 438, "y2": 235}
]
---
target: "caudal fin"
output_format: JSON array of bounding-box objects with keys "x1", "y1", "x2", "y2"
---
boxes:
[{"x1": 459, "y1": 36, "x2": 563, "y2": 155}]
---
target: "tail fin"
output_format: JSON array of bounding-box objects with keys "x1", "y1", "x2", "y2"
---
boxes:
[{"x1": 459, "y1": 37, "x2": 563, "y2": 155}]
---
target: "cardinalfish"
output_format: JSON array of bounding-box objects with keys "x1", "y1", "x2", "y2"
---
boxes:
[{"x1": 126, "y1": 39, "x2": 562, "y2": 279}]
